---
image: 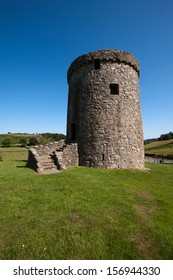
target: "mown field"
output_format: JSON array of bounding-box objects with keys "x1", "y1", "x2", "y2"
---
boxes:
[
  {"x1": 0, "y1": 147, "x2": 173, "y2": 260},
  {"x1": 145, "y1": 139, "x2": 173, "y2": 157}
]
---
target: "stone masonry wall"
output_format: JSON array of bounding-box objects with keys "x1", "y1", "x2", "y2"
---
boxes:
[
  {"x1": 28, "y1": 49, "x2": 144, "y2": 173},
  {"x1": 28, "y1": 140, "x2": 78, "y2": 173},
  {"x1": 67, "y1": 49, "x2": 144, "y2": 169}
]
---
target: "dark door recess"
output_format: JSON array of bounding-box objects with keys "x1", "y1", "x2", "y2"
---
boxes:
[{"x1": 71, "y1": 123, "x2": 76, "y2": 142}]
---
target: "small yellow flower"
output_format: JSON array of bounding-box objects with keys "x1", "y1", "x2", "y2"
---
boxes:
[{"x1": 43, "y1": 247, "x2": 47, "y2": 251}]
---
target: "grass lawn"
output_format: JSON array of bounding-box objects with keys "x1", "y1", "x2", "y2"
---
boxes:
[{"x1": 0, "y1": 147, "x2": 173, "y2": 260}]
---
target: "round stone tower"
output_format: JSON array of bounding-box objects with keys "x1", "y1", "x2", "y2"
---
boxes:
[{"x1": 66, "y1": 49, "x2": 144, "y2": 169}]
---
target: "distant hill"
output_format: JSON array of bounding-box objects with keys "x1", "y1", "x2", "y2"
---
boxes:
[
  {"x1": 145, "y1": 131, "x2": 173, "y2": 144},
  {"x1": 145, "y1": 139, "x2": 173, "y2": 158},
  {"x1": 1, "y1": 132, "x2": 173, "y2": 158},
  {"x1": 0, "y1": 133, "x2": 65, "y2": 147}
]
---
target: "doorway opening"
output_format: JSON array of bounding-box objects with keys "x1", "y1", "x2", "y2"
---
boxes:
[{"x1": 71, "y1": 123, "x2": 76, "y2": 142}]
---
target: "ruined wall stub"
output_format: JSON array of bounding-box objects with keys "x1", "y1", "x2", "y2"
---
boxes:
[{"x1": 66, "y1": 49, "x2": 144, "y2": 169}]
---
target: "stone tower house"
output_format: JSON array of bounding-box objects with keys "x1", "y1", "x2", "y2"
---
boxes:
[{"x1": 66, "y1": 49, "x2": 144, "y2": 169}]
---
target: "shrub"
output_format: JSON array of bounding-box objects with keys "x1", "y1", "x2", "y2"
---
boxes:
[
  {"x1": 28, "y1": 137, "x2": 39, "y2": 146},
  {"x1": 19, "y1": 138, "x2": 28, "y2": 147},
  {"x1": 2, "y1": 137, "x2": 12, "y2": 147}
]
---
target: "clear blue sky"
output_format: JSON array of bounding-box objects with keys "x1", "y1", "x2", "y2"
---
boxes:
[{"x1": 0, "y1": 0, "x2": 172, "y2": 139}]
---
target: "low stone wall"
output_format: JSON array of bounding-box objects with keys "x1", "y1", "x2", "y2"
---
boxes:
[
  {"x1": 31, "y1": 140, "x2": 65, "y2": 156},
  {"x1": 28, "y1": 140, "x2": 79, "y2": 173},
  {"x1": 53, "y1": 143, "x2": 79, "y2": 170},
  {"x1": 145, "y1": 157, "x2": 173, "y2": 164}
]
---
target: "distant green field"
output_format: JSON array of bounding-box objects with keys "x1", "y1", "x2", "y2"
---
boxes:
[
  {"x1": 0, "y1": 134, "x2": 34, "y2": 146},
  {"x1": 145, "y1": 139, "x2": 173, "y2": 157},
  {"x1": 0, "y1": 147, "x2": 173, "y2": 260},
  {"x1": 0, "y1": 133, "x2": 65, "y2": 147}
]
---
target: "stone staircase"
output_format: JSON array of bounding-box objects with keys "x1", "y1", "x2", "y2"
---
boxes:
[
  {"x1": 28, "y1": 140, "x2": 78, "y2": 174},
  {"x1": 54, "y1": 150, "x2": 67, "y2": 170},
  {"x1": 37, "y1": 155, "x2": 58, "y2": 174}
]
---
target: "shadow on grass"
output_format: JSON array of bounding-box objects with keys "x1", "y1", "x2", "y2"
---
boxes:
[
  {"x1": 15, "y1": 160, "x2": 28, "y2": 162},
  {"x1": 16, "y1": 160, "x2": 29, "y2": 168}
]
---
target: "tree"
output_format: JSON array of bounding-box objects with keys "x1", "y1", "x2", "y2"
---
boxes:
[
  {"x1": 2, "y1": 137, "x2": 12, "y2": 147},
  {"x1": 19, "y1": 137, "x2": 28, "y2": 147},
  {"x1": 159, "y1": 132, "x2": 173, "y2": 141},
  {"x1": 28, "y1": 137, "x2": 39, "y2": 146}
]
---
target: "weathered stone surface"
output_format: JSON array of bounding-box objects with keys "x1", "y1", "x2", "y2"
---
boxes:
[
  {"x1": 28, "y1": 48, "x2": 144, "y2": 173},
  {"x1": 28, "y1": 141, "x2": 78, "y2": 173},
  {"x1": 66, "y1": 49, "x2": 144, "y2": 169},
  {"x1": 67, "y1": 49, "x2": 140, "y2": 81}
]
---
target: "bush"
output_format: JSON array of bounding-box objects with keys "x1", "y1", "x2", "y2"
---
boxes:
[
  {"x1": 2, "y1": 137, "x2": 12, "y2": 147},
  {"x1": 159, "y1": 132, "x2": 173, "y2": 141},
  {"x1": 19, "y1": 138, "x2": 28, "y2": 147},
  {"x1": 41, "y1": 133, "x2": 66, "y2": 143},
  {"x1": 28, "y1": 137, "x2": 39, "y2": 146}
]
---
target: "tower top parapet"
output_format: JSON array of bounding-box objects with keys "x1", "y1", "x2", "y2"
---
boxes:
[{"x1": 68, "y1": 49, "x2": 140, "y2": 81}]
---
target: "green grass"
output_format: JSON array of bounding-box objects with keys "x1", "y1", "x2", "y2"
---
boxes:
[
  {"x1": 145, "y1": 139, "x2": 173, "y2": 157},
  {"x1": 0, "y1": 147, "x2": 173, "y2": 260},
  {"x1": 0, "y1": 147, "x2": 28, "y2": 161}
]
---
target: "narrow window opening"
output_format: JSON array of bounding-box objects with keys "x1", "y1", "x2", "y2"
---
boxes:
[
  {"x1": 71, "y1": 123, "x2": 76, "y2": 142},
  {"x1": 94, "y1": 59, "x2": 100, "y2": 70},
  {"x1": 102, "y1": 154, "x2": 105, "y2": 161},
  {"x1": 109, "y1": 83, "x2": 119, "y2": 95}
]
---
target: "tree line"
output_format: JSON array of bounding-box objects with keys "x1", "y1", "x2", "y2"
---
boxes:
[
  {"x1": 0, "y1": 133, "x2": 65, "y2": 147},
  {"x1": 144, "y1": 131, "x2": 173, "y2": 144}
]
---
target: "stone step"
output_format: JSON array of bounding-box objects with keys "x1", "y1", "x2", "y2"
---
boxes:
[
  {"x1": 42, "y1": 163, "x2": 57, "y2": 169},
  {"x1": 39, "y1": 158, "x2": 54, "y2": 163},
  {"x1": 38, "y1": 159, "x2": 52, "y2": 163},
  {"x1": 41, "y1": 162, "x2": 56, "y2": 167},
  {"x1": 39, "y1": 156, "x2": 54, "y2": 162},
  {"x1": 43, "y1": 166, "x2": 57, "y2": 171},
  {"x1": 39, "y1": 160, "x2": 54, "y2": 165}
]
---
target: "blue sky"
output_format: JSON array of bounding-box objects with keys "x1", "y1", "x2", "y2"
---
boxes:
[{"x1": 0, "y1": 0, "x2": 172, "y2": 139}]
